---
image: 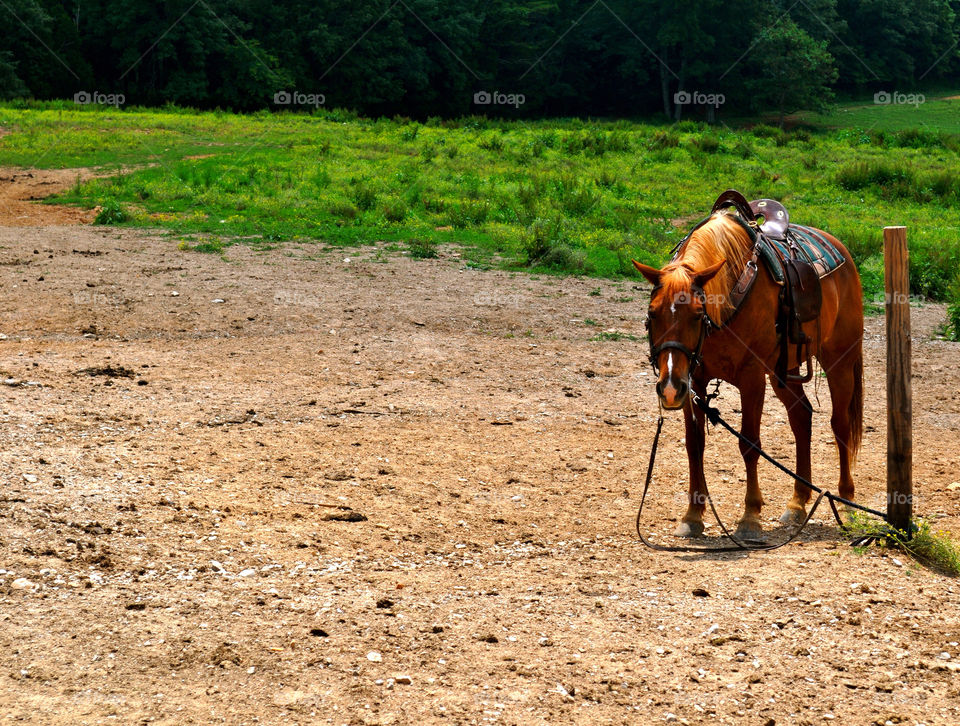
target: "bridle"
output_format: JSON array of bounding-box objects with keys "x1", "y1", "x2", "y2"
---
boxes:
[
  {"x1": 646, "y1": 283, "x2": 714, "y2": 378},
  {"x1": 644, "y1": 198, "x2": 765, "y2": 383}
]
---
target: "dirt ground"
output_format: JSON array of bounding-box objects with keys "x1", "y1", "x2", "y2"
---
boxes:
[
  {"x1": 0, "y1": 184, "x2": 959, "y2": 725},
  {"x1": 0, "y1": 168, "x2": 99, "y2": 226}
]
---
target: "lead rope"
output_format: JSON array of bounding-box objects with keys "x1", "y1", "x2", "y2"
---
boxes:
[
  {"x1": 634, "y1": 392, "x2": 875, "y2": 553},
  {"x1": 692, "y1": 392, "x2": 887, "y2": 522}
]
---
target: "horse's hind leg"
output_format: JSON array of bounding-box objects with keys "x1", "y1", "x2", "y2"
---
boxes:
[
  {"x1": 770, "y1": 373, "x2": 813, "y2": 525},
  {"x1": 823, "y1": 352, "x2": 861, "y2": 507}
]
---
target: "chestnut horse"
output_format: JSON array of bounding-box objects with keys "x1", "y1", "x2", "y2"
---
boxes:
[{"x1": 633, "y1": 211, "x2": 863, "y2": 538}]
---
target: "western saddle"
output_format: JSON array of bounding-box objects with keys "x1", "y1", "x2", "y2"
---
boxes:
[{"x1": 675, "y1": 190, "x2": 846, "y2": 387}]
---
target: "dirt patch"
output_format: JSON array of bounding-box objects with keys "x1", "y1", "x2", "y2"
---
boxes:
[
  {"x1": 0, "y1": 225, "x2": 958, "y2": 724},
  {"x1": 75, "y1": 364, "x2": 137, "y2": 378},
  {"x1": 0, "y1": 167, "x2": 99, "y2": 226},
  {"x1": 671, "y1": 213, "x2": 702, "y2": 228}
]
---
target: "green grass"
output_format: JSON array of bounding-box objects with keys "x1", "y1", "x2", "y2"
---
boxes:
[
  {"x1": 796, "y1": 94, "x2": 960, "y2": 134},
  {"x1": 591, "y1": 331, "x2": 642, "y2": 342},
  {"x1": 948, "y1": 299, "x2": 960, "y2": 341},
  {"x1": 2, "y1": 99, "x2": 960, "y2": 305},
  {"x1": 845, "y1": 512, "x2": 960, "y2": 577},
  {"x1": 407, "y1": 238, "x2": 438, "y2": 259},
  {"x1": 177, "y1": 237, "x2": 229, "y2": 254}
]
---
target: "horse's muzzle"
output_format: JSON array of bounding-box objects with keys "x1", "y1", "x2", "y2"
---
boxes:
[{"x1": 656, "y1": 377, "x2": 688, "y2": 409}]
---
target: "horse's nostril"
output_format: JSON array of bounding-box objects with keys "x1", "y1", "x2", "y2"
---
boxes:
[{"x1": 676, "y1": 380, "x2": 688, "y2": 398}]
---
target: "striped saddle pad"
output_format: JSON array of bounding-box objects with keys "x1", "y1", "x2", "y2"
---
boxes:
[{"x1": 758, "y1": 224, "x2": 846, "y2": 284}]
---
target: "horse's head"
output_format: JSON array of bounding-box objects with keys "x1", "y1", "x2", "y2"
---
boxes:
[{"x1": 633, "y1": 259, "x2": 726, "y2": 409}]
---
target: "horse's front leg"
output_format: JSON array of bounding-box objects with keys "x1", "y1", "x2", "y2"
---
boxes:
[
  {"x1": 735, "y1": 372, "x2": 767, "y2": 538},
  {"x1": 676, "y1": 389, "x2": 708, "y2": 538}
]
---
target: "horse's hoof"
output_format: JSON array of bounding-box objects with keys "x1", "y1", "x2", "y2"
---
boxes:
[
  {"x1": 674, "y1": 521, "x2": 704, "y2": 538},
  {"x1": 734, "y1": 519, "x2": 764, "y2": 539},
  {"x1": 779, "y1": 507, "x2": 807, "y2": 526}
]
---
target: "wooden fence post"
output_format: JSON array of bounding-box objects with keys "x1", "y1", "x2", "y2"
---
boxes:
[{"x1": 884, "y1": 226, "x2": 912, "y2": 535}]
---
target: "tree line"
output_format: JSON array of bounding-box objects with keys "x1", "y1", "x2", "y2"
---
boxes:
[{"x1": 1, "y1": 0, "x2": 958, "y2": 120}]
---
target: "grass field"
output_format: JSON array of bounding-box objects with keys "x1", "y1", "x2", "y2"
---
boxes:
[
  {"x1": 1, "y1": 99, "x2": 959, "y2": 315},
  {"x1": 794, "y1": 94, "x2": 960, "y2": 134}
]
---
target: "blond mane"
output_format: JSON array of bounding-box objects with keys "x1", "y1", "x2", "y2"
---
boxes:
[{"x1": 660, "y1": 212, "x2": 753, "y2": 323}]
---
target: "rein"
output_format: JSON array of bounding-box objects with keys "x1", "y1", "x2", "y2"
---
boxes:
[{"x1": 635, "y1": 391, "x2": 894, "y2": 552}]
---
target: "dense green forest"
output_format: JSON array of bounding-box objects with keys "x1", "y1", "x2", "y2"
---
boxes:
[{"x1": 1, "y1": 0, "x2": 958, "y2": 119}]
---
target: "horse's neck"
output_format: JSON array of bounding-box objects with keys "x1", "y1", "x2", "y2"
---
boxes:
[{"x1": 680, "y1": 225, "x2": 748, "y2": 320}]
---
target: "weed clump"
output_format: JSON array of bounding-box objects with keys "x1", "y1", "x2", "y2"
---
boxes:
[
  {"x1": 478, "y1": 133, "x2": 504, "y2": 152},
  {"x1": 646, "y1": 130, "x2": 679, "y2": 150},
  {"x1": 846, "y1": 512, "x2": 960, "y2": 577},
  {"x1": 352, "y1": 184, "x2": 378, "y2": 211},
  {"x1": 408, "y1": 238, "x2": 438, "y2": 259},
  {"x1": 327, "y1": 201, "x2": 358, "y2": 220},
  {"x1": 893, "y1": 128, "x2": 943, "y2": 149},
  {"x1": 522, "y1": 217, "x2": 590, "y2": 273},
  {"x1": 94, "y1": 199, "x2": 129, "y2": 224},
  {"x1": 591, "y1": 331, "x2": 641, "y2": 341},
  {"x1": 750, "y1": 123, "x2": 781, "y2": 139},
  {"x1": 447, "y1": 200, "x2": 489, "y2": 228},
  {"x1": 835, "y1": 160, "x2": 914, "y2": 192},
  {"x1": 382, "y1": 199, "x2": 407, "y2": 222},
  {"x1": 522, "y1": 216, "x2": 565, "y2": 263},
  {"x1": 691, "y1": 134, "x2": 720, "y2": 153}
]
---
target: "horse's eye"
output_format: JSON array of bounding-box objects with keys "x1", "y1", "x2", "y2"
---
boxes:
[{"x1": 647, "y1": 309, "x2": 656, "y2": 319}]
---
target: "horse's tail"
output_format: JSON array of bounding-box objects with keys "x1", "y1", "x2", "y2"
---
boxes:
[{"x1": 849, "y1": 346, "x2": 864, "y2": 460}]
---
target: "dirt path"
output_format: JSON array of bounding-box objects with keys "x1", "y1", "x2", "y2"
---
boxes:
[
  {"x1": 0, "y1": 168, "x2": 99, "y2": 226},
  {"x1": 0, "y1": 225, "x2": 958, "y2": 725}
]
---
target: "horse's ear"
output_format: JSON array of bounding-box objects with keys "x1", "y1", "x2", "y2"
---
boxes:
[
  {"x1": 632, "y1": 260, "x2": 661, "y2": 286},
  {"x1": 694, "y1": 259, "x2": 726, "y2": 288}
]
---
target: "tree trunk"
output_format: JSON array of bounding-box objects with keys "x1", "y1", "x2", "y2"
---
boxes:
[
  {"x1": 673, "y1": 58, "x2": 687, "y2": 121},
  {"x1": 660, "y1": 59, "x2": 672, "y2": 119}
]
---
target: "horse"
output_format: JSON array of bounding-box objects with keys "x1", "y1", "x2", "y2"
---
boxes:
[{"x1": 633, "y1": 210, "x2": 863, "y2": 539}]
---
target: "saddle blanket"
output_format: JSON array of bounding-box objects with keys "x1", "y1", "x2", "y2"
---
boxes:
[{"x1": 758, "y1": 224, "x2": 846, "y2": 284}]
